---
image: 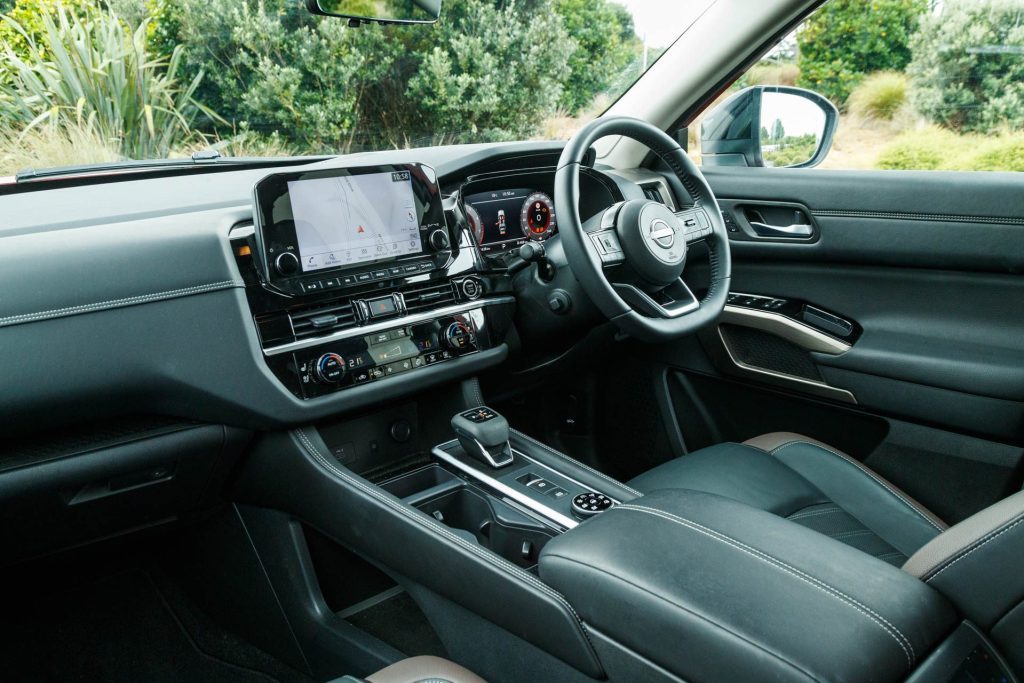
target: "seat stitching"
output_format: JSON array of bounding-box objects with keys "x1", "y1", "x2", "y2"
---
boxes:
[
  {"x1": 828, "y1": 530, "x2": 875, "y2": 541},
  {"x1": 542, "y1": 552, "x2": 823, "y2": 682},
  {"x1": 512, "y1": 429, "x2": 643, "y2": 498},
  {"x1": 291, "y1": 429, "x2": 597, "y2": 654},
  {"x1": 924, "y1": 515, "x2": 1024, "y2": 583},
  {"x1": 769, "y1": 441, "x2": 945, "y2": 532},
  {"x1": 876, "y1": 552, "x2": 906, "y2": 562},
  {"x1": 787, "y1": 507, "x2": 844, "y2": 522},
  {"x1": 615, "y1": 504, "x2": 915, "y2": 669}
]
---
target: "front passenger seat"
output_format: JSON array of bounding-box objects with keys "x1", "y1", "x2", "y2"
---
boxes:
[
  {"x1": 629, "y1": 432, "x2": 946, "y2": 565},
  {"x1": 628, "y1": 432, "x2": 1024, "y2": 670}
]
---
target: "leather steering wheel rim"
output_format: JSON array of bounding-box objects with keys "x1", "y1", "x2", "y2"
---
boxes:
[{"x1": 555, "y1": 116, "x2": 732, "y2": 342}]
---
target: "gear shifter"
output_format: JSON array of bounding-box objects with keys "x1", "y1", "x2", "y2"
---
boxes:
[{"x1": 451, "y1": 406, "x2": 514, "y2": 468}]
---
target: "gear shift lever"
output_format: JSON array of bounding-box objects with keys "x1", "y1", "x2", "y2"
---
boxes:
[{"x1": 451, "y1": 406, "x2": 514, "y2": 468}]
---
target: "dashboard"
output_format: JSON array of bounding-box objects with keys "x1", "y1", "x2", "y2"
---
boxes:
[{"x1": 0, "y1": 140, "x2": 654, "y2": 436}]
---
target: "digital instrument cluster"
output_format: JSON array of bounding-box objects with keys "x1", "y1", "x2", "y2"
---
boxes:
[{"x1": 462, "y1": 188, "x2": 557, "y2": 254}]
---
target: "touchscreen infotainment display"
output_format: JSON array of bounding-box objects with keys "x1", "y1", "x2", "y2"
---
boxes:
[{"x1": 288, "y1": 171, "x2": 423, "y2": 272}]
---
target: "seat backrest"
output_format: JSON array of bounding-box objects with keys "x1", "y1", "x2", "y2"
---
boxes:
[{"x1": 903, "y1": 489, "x2": 1024, "y2": 674}]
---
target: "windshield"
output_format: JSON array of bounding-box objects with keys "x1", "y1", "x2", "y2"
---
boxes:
[{"x1": 0, "y1": 0, "x2": 700, "y2": 174}]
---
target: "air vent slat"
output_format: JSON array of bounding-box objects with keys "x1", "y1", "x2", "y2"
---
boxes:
[
  {"x1": 403, "y1": 281, "x2": 458, "y2": 312},
  {"x1": 289, "y1": 298, "x2": 357, "y2": 340}
]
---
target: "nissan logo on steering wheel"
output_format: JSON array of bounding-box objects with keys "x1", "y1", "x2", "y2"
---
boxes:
[{"x1": 649, "y1": 219, "x2": 676, "y2": 249}]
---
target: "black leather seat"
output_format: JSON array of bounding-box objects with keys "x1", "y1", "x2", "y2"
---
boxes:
[{"x1": 628, "y1": 432, "x2": 948, "y2": 565}]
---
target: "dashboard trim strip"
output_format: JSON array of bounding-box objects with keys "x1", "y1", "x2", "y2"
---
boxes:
[
  {"x1": 0, "y1": 279, "x2": 244, "y2": 329},
  {"x1": 262, "y1": 295, "x2": 516, "y2": 356}
]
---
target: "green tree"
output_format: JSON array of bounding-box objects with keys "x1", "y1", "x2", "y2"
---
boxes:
[
  {"x1": 796, "y1": 0, "x2": 928, "y2": 106},
  {"x1": 552, "y1": 0, "x2": 638, "y2": 113},
  {"x1": 160, "y1": 0, "x2": 575, "y2": 151},
  {"x1": 907, "y1": 0, "x2": 1024, "y2": 133}
]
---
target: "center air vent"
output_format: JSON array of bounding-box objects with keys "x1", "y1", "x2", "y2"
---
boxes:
[
  {"x1": 403, "y1": 281, "x2": 458, "y2": 312},
  {"x1": 289, "y1": 298, "x2": 357, "y2": 340}
]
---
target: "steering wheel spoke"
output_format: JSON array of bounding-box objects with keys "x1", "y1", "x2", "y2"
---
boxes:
[
  {"x1": 675, "y1": 209, "x2": 715, "y2": 245},
  {"x1": 612, "y1": 279, "x2": 700, "y2": 319}
]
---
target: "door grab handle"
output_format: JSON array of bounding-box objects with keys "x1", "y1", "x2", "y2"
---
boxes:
[{"x1": 749, "y1": 221, "x2": 814, "y2": 238}]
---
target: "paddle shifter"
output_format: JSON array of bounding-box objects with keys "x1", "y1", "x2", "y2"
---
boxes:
[{"x1": 451, "y1": 406, "x2": 514, "y2": 469}]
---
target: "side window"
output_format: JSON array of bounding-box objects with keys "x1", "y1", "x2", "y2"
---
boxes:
[{"x1": 692, "y1": 0, "x2": 1024, "y2": 171}]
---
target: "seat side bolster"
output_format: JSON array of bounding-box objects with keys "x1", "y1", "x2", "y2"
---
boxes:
[{"x1": 903, "y1": 490, "x2": 1024, "y2": 631}]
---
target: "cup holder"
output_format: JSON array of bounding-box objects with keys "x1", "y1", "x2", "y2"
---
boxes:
[
  {"x1": 380, "y1": 465, "x2": 555, "y2": 568},
  {"x1": 416, "y1": 486, "x2": 555, "y2": 568}
]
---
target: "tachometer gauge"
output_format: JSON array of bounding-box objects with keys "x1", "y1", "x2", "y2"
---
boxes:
[
  {"x1": 520, "y1": 192, "x2": 556, "y2": 239},
  {"x1": 464, "y1": 204, "x2": 485, "y2": 244}
]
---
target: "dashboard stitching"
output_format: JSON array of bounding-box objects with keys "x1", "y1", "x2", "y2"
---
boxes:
[
  {"x1": 291, "y1": 428, "x2": 598, "y2": 656},
  {"x1": 0, "y1": 280, "x2": 244, "y2": 328},
  {"x1": 812, "y1": 210, "x2": 1024, "y2": 225},
  {"x1": 614, "y1": 504, "x2": 916, "y2": 670}
]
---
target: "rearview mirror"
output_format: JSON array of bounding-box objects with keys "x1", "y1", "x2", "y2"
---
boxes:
[
  {"x1": 701, "y1": 86, "x2": 838, "y2": 168},
  {"x1": 307, "y1": 0, "x2": 441, "y2": 24}
]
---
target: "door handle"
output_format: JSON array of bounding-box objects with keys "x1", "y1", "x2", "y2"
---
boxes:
[{"x1": 748, "y1": 220, "x2": 814, "y2": 238}]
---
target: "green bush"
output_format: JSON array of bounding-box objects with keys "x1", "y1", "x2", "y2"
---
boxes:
[
  {"x1": 847, "y1": 71, "x2": 908, "y2": 120},
  {"x1": 0, "y1": 2, "x2": 216, "y2": 159},
  {"x1": 876, "y1": 126, "x2": 1024, "y2": 171},
  {"x1": 552, "y1": 0, "x2": 638, "y2": 114},
  {"x1": 876, "y1": 127, "x2": 955, "y2": 169},
  {"x1": 0, "y1": 0, "x2": 95, "y2": 65},
  {"x1": 907, "y1": 0, "x2": 1024, "y2": 133},
  {"x1": 161, "y1": 0, "x2": 575, "y2": 151},
  {"x1": 797, "y1": 0, "x2": 927, "y2": 106}
]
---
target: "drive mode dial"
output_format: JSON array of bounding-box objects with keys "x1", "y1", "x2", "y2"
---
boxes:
[
  {"x1": 571, "y1": 492, "x2": 613, "y2": 517},
  {"x1": 314, "y1": 353, "x2": 346, "y2": 383}
]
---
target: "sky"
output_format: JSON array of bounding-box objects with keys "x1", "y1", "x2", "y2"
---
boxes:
[{"x1": 615, "y1": 0, "x2": 713, "y2": 49}]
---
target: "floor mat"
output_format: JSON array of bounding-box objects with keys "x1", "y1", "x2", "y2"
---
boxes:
[{"x1": 0, "y1": 569, "x2": 310, "y2": 683}]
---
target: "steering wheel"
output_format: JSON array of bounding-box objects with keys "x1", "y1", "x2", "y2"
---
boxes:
[{"x1": 555, "y1": 116, "x2": 731, "y2": 342}]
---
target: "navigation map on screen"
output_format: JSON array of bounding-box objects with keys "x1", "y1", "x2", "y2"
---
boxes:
[{"x1": 289, "y1": 171, "x2": 423, "y2": 272}]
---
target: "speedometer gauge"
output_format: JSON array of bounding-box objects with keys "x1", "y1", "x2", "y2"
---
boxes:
[
  {"x1": 465, "y1": 204, "x2": 485, "y2": 245},
  {"x1": 520, "y1": 192, "x2": 556, "y2": 239}
]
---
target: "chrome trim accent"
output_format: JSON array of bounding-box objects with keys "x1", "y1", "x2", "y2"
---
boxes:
[
  {"x1": 432, "y1": 443, "x2": 579, "y2": 530},
  {"x1": 720, "y1": 305, "x2": 851, "y2": 355},
  {"x1": 229, "y1": 223, "x2": 255, "y2": 239},
  {"x1": 716, "y1": 327, "x2": 857, "y2": 404},
  {"x1": 463, "y1": 437, "x2": 514, "y2": 469},
  {"x1": 263, "y1": 296, "x2": 515, "y2": 356}
]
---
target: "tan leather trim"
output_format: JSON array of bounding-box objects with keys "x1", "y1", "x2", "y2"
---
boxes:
[
  {"x1": 903, "y1": 490, "x2": 1024, "y2": 580},
  {"x1": 367, "y1": 656, "x2": 486, "y2": 683},
  {"x1": 744, "y1": 432, "x2": 947, "y2": 531}
]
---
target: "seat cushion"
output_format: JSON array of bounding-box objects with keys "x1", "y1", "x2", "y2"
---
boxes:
[
  {"x1": 329, "y1": 655, "x2": 486, "y2": 683},
  {"x1": 628, "y1": 432, "x2": 947, "y2": 564}
]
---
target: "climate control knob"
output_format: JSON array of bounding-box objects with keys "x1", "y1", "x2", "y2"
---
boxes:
[
  {"x1": 444, "y1": 321, "x2": 475, "y2": 351},
  {"x1": 314, "y1": 353, "x2": 346, "y2": 384},
  {"x1": 275, "y1": 251, "x2": 300, "y2": 276}
]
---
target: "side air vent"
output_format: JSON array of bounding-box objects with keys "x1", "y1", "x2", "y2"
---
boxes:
[
  {"x1": 290, "y1": 298, "x2": 357, "y2": 340},
  {"x1": 403, "y1": 281, "x2": 458, "y2": 312},
  {"x1": 642, "y1": 184, "x2": 666, "y2": 205}
]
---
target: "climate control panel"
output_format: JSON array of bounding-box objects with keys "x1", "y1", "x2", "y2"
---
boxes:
[{"x1": 291, "y1": 312, "x2": 481, "y2": 399}]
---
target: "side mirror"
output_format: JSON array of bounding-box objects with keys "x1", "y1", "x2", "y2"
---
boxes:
[
  {"x1": 701, "y1": 86, "x2": 837, "y2": 168},
  {"x1": 307, "y1": 0, "x2": 441, "y2": 25}
]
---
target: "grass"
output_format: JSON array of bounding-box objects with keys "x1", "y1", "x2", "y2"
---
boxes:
[
  {"x1": 877, "y1": 127, "x2": 1024, "y2": 171},
  {"x1": 847, "y1": 72, "x2": 908, "y2": 121},
  {"x1": 0, "y1": 122, "x2": 120, "y2": 175}
]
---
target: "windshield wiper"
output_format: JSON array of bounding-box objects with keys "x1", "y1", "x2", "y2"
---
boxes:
[{"x1": 13, "y1": 150, "x2": 318, "y2": 183}]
